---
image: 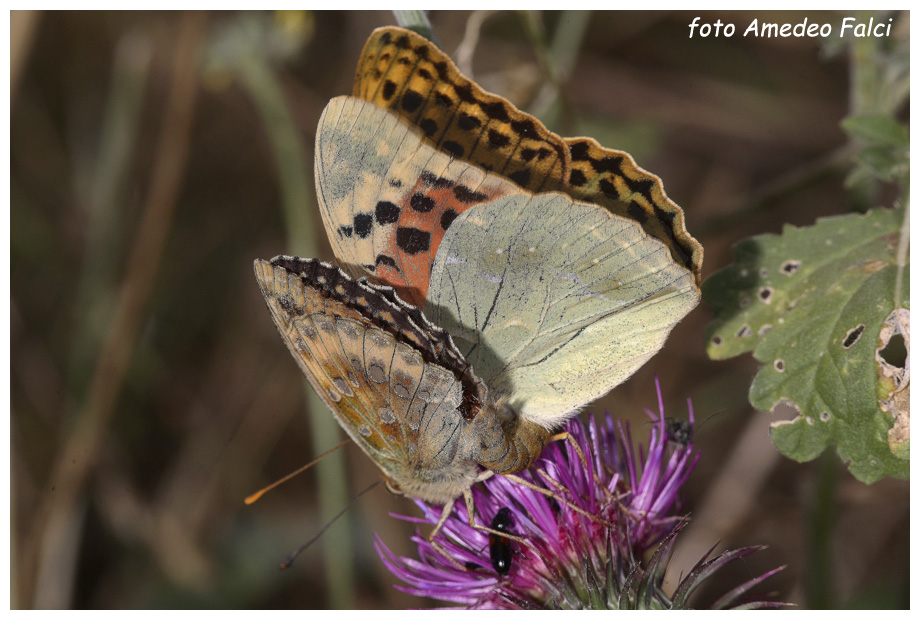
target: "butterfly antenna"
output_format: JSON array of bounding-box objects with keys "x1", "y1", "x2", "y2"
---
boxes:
[
  {"x1": 279, "y1": 480, "x2": 381, "y2": 569},
  {"x1": 244, "y1": 439, "x2": 350, "y2": 505}
]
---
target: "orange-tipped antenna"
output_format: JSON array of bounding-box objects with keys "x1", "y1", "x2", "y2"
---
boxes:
[
  {"x1": 280, "y1": 480, "x2": 381, "y2": 569},
  {"x1": 245, "y1": 439, "x2": 350, "y2": 505}
]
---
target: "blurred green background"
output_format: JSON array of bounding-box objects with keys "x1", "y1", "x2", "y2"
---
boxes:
[{"x1": 10, "y1": 10, "x2": 909, "y2": 609}]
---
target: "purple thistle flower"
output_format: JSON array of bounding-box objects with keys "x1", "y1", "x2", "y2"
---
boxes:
[{"x1": 375, "y1": 380, "x2": 786, "y2": 609}]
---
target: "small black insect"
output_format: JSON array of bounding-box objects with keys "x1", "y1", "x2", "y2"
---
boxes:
[
  {"x1": 663, "y1": 410, "x2": 726, "y2": 447},
  {"x1": 664, "y1": 417, "x2": 693, "y2": 446},
  {"x1": 489, "y1": 507, "x2": 515, "y2": 576}
]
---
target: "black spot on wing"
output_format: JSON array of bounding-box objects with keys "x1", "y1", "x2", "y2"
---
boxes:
[
  {"x1": 401, "y1": 89, "x2": 423, "y2": 113},
  {"x1": 433, "y1": 91, "x2": 454, "y2": 108},
  {"x1": 410, "y1": 193, "x2": 436, "y2": 213},
  {"x1": 487, "y1": 129, "x2": 510, "y2": 148},
  {"x1": 381, "y1": 80, "x2": 397, "y2": 101},
  {"x1": 568, "y1": 169, "x2": 587, "y2": 187},
  {"x1": 453, "y1": 185, "x2": 488, "y2": 204},
  {"x1": 419, "y1": 118, "x2": 438, "y2": 137},
  {"x1": 510, "y1": 118, "x2": 538, "y2": 139},
  {"x1": 396, "y1": 227, "x2": 431, "y2": 255},
  {"x1": 442, "y1": 141, "x2": 464, "y2": 158},
  {"x1": 375, "y1": 254, "x2": 400, "y2": 271},
  {"x1": 375, "y1": 201, "x2": 401, "y2": 224},
  {"x1": 481, "y1": 101, "x2": 509, "y2": 122},
  {"x1": 353, "y1": 212, "x2": 373, "y2": 238},
  {"x1": 440, "y1": 209, "x2": 459, "y2": 231},
  {"x1": 421, "y1": 171, "x2": 454, "y2": 189},
  {"x1": 457, "y1": 112, "x2": 481, "y2": 130},
  {"x1": 509, "y1": 170, "x2": 531, "y2": 187}
]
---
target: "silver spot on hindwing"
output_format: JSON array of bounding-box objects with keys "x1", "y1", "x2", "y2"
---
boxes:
[
  {"x1": 368, "y1": 362, "x2": 387, "y2": 384},
  {"x1": 332, "y1": 377, "x2": 353, "y2": 397}
]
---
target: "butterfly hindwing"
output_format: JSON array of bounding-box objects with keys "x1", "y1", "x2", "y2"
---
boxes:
[
  {"x1": 253, "y1": 256, "x2": 486, "y2": 502},
  {"x1": 353, "y1": 27, "x2": 569, "y2": 193}
]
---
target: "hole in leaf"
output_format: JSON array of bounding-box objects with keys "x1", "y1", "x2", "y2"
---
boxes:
[
  {"x1": 774, "y1": 359, "x2": 785, "y2": 372},
  {"x1": 843, "y1": 324, "x2": 865, "y2": 349},
  {"x1": 711, "y1": 335, "x2": 723, "y2": 346},
  {"x1": 758, "y1": 324, "x2": 773, "y2": 336},
  {"x1": 780, "y1": 260, "x2": 801, "y2": 275},
  {"x1": 820, "y1": 411, "x2": 831, "y2": 422},
  {"x1": 735, "y1": 324, "x2": 752, "y2": 338},
  {"x1": 758, "y1": 287, "x2": 774, "y2": 304},
  {"x1": 771, "y1": 398, "x2": 800, "y2": 421},
  {"x1": 879, "y1": 332, "x2": 906, "y2": 368}
]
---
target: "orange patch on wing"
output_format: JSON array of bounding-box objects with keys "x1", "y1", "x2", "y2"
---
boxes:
[{"x1": 385, "y1": 174, "x2": 514, "y2": 307}]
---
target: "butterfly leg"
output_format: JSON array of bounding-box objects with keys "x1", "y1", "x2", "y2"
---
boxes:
[
  {"x1": 547, "y1": 431, "x2": 624, "y2": 504},
  {"x1": 428, "y1": 487, "x2": 529, "y2": 545},
  {"x1": 548, "y1": 431, "x2": 592, "y2": 471},
  {"x1": 425, "y1": 466, "x2": 493, "y2": 541},
  {"x1": 549, "y1": 433, "x2": 642, "y2": 519},
  {"x1": 428, "y1": 501, "x2": 455, "y2": 542},
  {"x1": 501, "y1": 472, "x2": 613, "y2": 530},
  {"x1": 551, "y1": 435, "x2": 642, "y2": 520}
]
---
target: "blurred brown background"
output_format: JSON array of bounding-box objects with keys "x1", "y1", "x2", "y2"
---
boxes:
[{"x1": 10, "y1": 10, "x2": 909, "y2": 609}]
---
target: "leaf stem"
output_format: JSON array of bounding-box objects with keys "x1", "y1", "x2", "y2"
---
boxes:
[{"x1": 393, "y1": 11, "x2": 438, "y2": 46}]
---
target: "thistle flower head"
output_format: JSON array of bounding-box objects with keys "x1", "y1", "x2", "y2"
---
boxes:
[{"x1": 376, "y1": 380, "x2": 785, "y2": 609}]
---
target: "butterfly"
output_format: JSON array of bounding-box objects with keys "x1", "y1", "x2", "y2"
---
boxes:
[
  {"x1": 256, "y1": 28, "x2": 700, "y2": 541},
  {"x1": 316, "y1": 96, "x2": 700, "y2": 428}
]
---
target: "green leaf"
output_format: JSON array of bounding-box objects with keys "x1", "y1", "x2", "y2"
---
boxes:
[
  {"x1": 703, "y1": 207, "x2": 909, "y2": 482},
  {"x1": 841, "y1": 114, "x2": 909, "y2": 149},
  {"x1": 841, "y1": 114, "x2": 909, "y2": 186},
  {"x1": 853, "y1": 147, "x2": 908, "y2": 182}
]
